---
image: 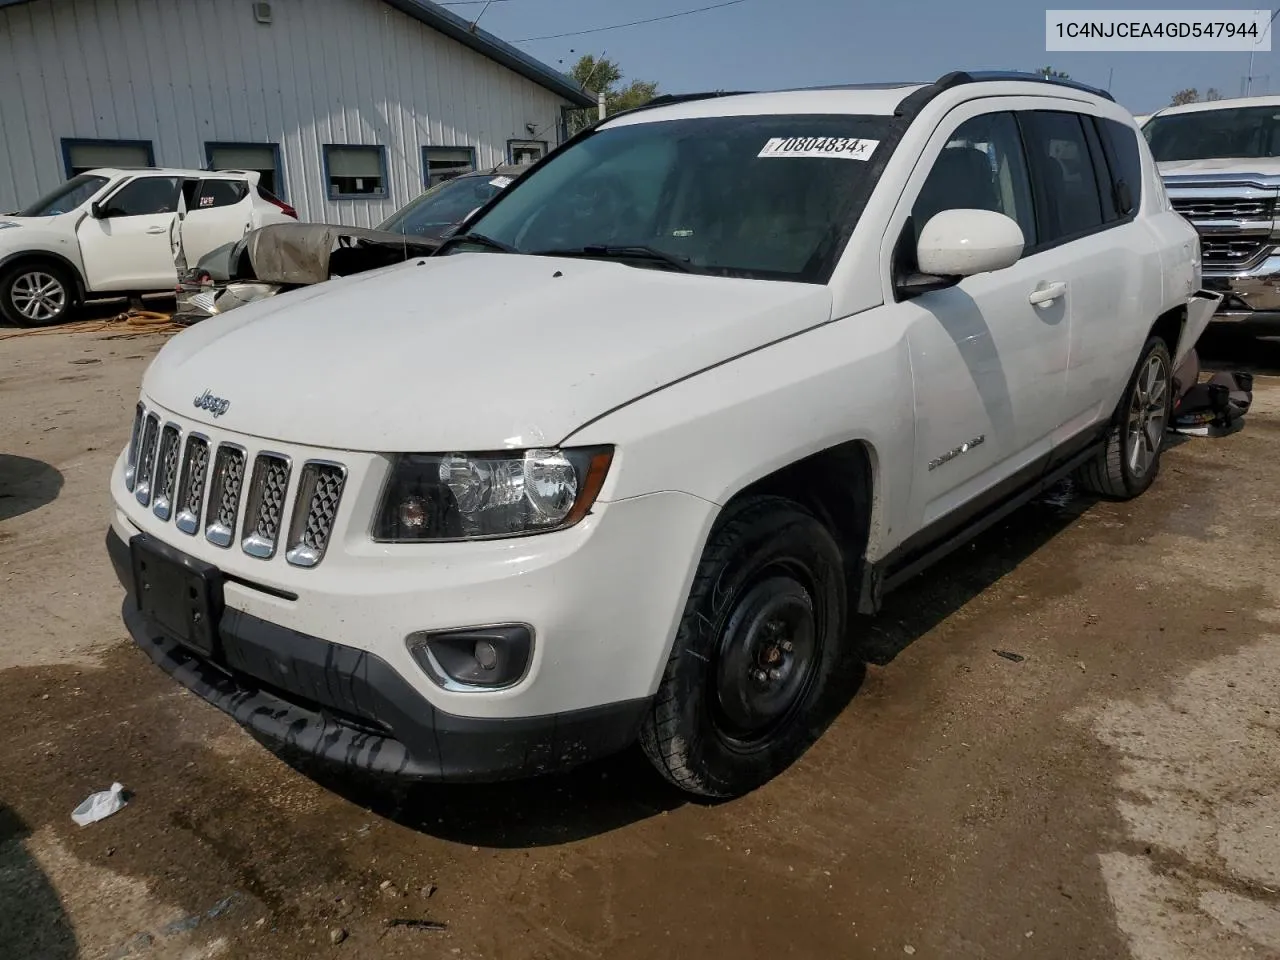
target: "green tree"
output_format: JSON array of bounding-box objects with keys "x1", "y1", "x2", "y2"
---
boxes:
[
  {"x1": 1038, "y1": 66, "x2": 1071, "y2": 79},
  {"x1": 567, "y1": 54, "x2": 660, "y2": 127},
  {"x1": 1171, "y1": 87, "x2": 1200, "y2": 105},
  {"x1": 1205, "y1": 87, "x2": 1224, "y2": 101}
]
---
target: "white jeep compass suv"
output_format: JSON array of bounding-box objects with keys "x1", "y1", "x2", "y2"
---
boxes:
[{"x1": 107, "y1": 72, "x2": 1213, "y2": 798}]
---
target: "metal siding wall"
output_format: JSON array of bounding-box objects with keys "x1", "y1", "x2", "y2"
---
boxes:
[{"x1": 0, "y1": 0, "x2": 571, "y2": 223}]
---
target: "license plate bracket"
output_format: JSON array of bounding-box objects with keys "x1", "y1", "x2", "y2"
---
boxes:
[{"x1": 130, "y1": 534, "x2": 224, "y2": 657}]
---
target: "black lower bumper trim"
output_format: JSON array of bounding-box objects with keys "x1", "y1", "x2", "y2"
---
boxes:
[{"x1": 107, "y1": 527, "x2": 649, "y2": 782}]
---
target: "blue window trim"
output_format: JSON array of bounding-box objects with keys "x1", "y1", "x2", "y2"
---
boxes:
[
  {"x1": 506, "y1": 139, "x2": 548, "y2": 165},
  {"x1": 60, "y1": 137, "x2": 155, "y2": 179},
  {"x1": 204, "y1": 141, "x2": 287, "y2": 201},
  {"x1": 420, "y1": 144, "x2": 478, "y2": 187},
  {"x1": 322, "y1": 143, "x2": 389, "y2": 200}
]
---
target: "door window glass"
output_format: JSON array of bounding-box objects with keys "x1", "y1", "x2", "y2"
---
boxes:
[
  {"x1": 1020, "y1": 112, "x2": 1106, "y2": 242},
  {"x1": 911, "y1": 112, "x2": 1037, "y2": 249},
  {"x1": 100, "y1": 177, "x2": 181, "y2": 217},
  {"x1": 193, "y1": 180, "x2": 249, "y2": 210}
]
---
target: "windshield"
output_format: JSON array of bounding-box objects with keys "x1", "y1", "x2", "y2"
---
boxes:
[
  {"x1": 1145, "y1": 106, "x2": 1280, "y2": 161},
  {"x1": 378, "y1": 175, "x2": 507, "y2": 237},
  {"x1": 456, "y1": 114, "x2": 894, "y2": 283},
  {"x1": 18, "y1": 173, "x2": 110, "y2": 217}
]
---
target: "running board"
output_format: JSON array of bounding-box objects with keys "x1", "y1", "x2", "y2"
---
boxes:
[{"x1": 858, "y1": 442, "x2": 1103, "y2": 614}]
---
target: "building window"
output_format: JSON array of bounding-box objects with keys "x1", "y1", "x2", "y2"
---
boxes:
[
  {"x1": 205, "y1": 142, "x2": 284, "y2": 198},
  {"x1": 61, "y1": 138, "x2": 155, "y2": 178},
  {"x1": 507, "y1": 139, "x2": 548, "y2": 166},
  {"x1": 323, "y1": 144, "x2": 388, "y2": 199},
  {"x1": 422, "y1": 146, "x2": 477, "y2": 187}
]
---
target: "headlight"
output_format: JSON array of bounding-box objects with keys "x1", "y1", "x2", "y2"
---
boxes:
[{"x1": 373, "y1": 446, "x2": 613, "y2": 541}]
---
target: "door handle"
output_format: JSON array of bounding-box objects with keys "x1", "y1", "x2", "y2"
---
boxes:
[
  {"x1": 146, "y1": 226, "x2": 167, "y2": 235},
  {"x1": 1028, "y1": 281, "x2": 1067, "y2": 306}
]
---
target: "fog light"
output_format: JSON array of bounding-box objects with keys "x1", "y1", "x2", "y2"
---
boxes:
[
  {"x1": 406, "y1": 624, "x2": 533, "y2": 690},
  {"x1": 474, "y1": 639, "x2": 499, "y2": 671}
]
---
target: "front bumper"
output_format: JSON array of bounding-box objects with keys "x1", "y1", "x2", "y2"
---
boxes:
[
  {"x1": 1204, "y1": 257, "x2": 1280, "y2": 329},
  {"x1": 107, "y1": 527, "x2": 649, "y2": 781}
]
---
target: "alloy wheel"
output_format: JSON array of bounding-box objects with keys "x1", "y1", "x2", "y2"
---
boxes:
[
  {"x1": 10, "y1": 271, "x2": 67, "y2": 323},
  {"x1": 1126, "y1": 352, "x2": 1169, "y2": 478}
]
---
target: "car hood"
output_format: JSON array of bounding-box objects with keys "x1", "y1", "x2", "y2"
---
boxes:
[
  {"x1": 143, "y1": 253, "x2": 834, "y2": 451},
  {"x1": 1158, "y1": 157, "x2": 1280, "y2": 181}
]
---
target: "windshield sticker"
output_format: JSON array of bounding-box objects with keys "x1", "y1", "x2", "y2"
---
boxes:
[
  {"x1": 489, "y1": 176, "x2": 514, "y2": 188},
  {"x1": 758, "y1": 137, "x2": 879, "y2": 161}
]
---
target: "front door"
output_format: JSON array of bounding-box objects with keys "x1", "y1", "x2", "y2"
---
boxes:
[
  {"x1": 878, "y1": 107, "x2": 1072, "y2": 531},
  {"x1": 77, "y1": 176, "x2": 182, "y2": 292}
]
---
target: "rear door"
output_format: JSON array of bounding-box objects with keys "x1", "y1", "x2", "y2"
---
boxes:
[
  {"x1": 180, "y1": 178, "x2": 254, "y2": 262},
  {"x1": 76, "y1": 175, "x2": 182, "y2": 291},
  {"x1": 1016, "y1": 109, "x2": 1161, "y2": 443}
]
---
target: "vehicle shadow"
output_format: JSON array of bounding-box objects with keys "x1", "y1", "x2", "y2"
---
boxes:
[
  {"x1": 0, "y1": 805, "x2": 77, "y2": 959},
  {"x1": 0, "y1": 454, "x2": 64, "y2": 523},
  {"x1": 855, "y1": 478, "x2": 1091, "y2": 666},
  {"x1": 261, "y1": 479, "x2": 1095, "y2": 849}
]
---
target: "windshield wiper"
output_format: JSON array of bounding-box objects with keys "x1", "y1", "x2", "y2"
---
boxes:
[
  {"x1": 533, "y1": 245, "x2": 704, "y2": 274},
  {"x1": 434, "y1": 232, "x2": 517, "y2": 255}
]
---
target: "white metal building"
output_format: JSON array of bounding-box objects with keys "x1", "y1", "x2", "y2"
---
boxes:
[{"x1": 0, "y1": 0, "x2": 594, "y2": 225}]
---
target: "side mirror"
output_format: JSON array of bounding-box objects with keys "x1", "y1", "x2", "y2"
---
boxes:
[
  {"x1": 89, "y1": 201, "x2": 107, "y2": 219},
  {"x1": 916, "y1": 209, "x2": 1024, "y2": 278}
]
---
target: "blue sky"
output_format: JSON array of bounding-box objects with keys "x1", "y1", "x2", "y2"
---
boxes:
[{"x1": 448, "y1": 0, "x2": 1278, "y2": 115}]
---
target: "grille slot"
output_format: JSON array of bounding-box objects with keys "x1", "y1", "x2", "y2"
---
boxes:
[
  {"x1": 286, "y1": 462, "x2": 347, "y2": 568},
  {"x1": 1173, "y1": 196, "x2": 1276, "y2": 220},
  {"x1": 124, "y1": 404, "x2": 144, "y2": 491},
  {"x1": 241, "y1": 454, "x2": 292, "y2": 559},
  {"x1": 133, "y1": 413, "x2": 161, "y2": 506},
  {"x1": 1201, "y1": 236, "x2": 1269, "y2": 267},
  {"x1": 175, "y1": 435, "x2": 210, "y2": 535},
  {"x1": 205, "y1": 445, "x2": 247, "y2": 548},
  {"x1": 151, "y1": 424, "x2": 182, "y2": 520}
]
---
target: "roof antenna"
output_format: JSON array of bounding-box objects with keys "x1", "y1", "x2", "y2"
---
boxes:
[{"x1": 470, "y1": 0, "x2": 493, "y2": 32}]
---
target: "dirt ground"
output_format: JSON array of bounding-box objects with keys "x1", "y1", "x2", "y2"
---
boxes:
[{"x1": 3, "y1": 321, "x2": 1280, "y2": 960}]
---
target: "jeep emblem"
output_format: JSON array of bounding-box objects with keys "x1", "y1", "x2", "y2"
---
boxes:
[{"x1": 193, "y1": 389, "x2": 230, "y2": 418}]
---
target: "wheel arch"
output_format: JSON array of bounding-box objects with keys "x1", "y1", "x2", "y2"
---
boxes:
[
  {"x1": 1149, "y1": 303, "x2": 1185, "y2": 359},
  {"x1": 0, "y1": 250, "x2": 86, "y2": 302},
  {"x1": 718, "y1": 438, "x2": 880, "y2": 610}
]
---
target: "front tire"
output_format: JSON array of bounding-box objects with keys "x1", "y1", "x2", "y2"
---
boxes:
[
  {"x1": 1078, "y1": 335, "x2": 1173, "y2": 499},
  {"x1": 639, "y1": 496, "x2": 847, "y2": 798},
  {"x1": 0, "y1": 262, "x2": 75, "y2": 327}
]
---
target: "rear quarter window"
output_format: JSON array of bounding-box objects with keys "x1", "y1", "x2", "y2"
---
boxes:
[{"x1": 1096, "y1": 118, "x2": 1144, "y2": 217}]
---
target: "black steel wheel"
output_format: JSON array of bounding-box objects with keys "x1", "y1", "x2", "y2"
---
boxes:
[{"x1": 640, "y1": 495, "x2": 847, "y2": 798}]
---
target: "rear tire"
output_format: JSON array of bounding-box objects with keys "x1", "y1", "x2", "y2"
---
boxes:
[
  {"x1": 639, "y1": 495, "x2": 847, "y2": 798},
  {"x1": 1078, "y1": 335, "x2": 1173, "y2": 500},
  {"x1": 0, "y1": 261, "x2": 76, "y2": 328}
]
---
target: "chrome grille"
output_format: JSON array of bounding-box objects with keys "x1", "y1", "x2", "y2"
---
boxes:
[
  {"x1": 205, "y1": 445, "x2": 246, "y2": 548},
  {"x1": 1172, "y1": 196, "x2": 1275, "y2": 220},
  {"x1": 124, "y1": 404, "x2": 144, "y2": 491},
  {"x1": 1201, "y1": 236, "x2": 1269, "y2": 267},
  {"x1": 133, "y1": 413, "x2": 161, "y2": 506},
  {"x1": 151, "y1": 424, "x2": 181, "y2": 521},
  {"x1": 175, "y1": 435, "x2": 210, "y2": 535},
  {"x1": 286, "y1": 462, "x2": 347, "y2": 567},
  {"x1": 241, "y1": 454, "x2": 291, "y2": 559},
  {"x1": 121, "y1": 403, "x2": 344, "y2": 568}
]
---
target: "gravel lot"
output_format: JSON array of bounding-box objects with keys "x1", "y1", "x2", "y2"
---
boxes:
[{"x1": 2, "y1": 323, "x2": 1279, "y2": 960}]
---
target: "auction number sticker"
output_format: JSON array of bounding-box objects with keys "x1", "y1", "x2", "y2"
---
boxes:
[{"x1": 758, "y1": 137, "x2": 879, "y2": 161}]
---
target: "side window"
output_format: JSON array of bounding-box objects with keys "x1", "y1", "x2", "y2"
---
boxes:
[
  {"x1": 1019, "y1": 112, "x2": 1105, "y2": 243},
  {"x1": 193, "y1": 179, "x2": 249, "y2": 210},
  {"x1": 910, "y1": 111, "x2": 1037, "y2": 251},
  {"x1": 100, "y1": 176, "x2": 181, "y2": 218},
  {"x1": 1096, "y1": 117, "x2": 1144, "y2": 218}
]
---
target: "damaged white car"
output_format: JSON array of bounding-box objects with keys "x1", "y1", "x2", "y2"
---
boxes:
[{"x1": 108, "y1": 71, "x2": 1215, "y2": 798}]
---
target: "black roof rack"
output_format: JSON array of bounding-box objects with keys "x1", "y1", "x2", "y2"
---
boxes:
[{"x1": 942, "y1": 70, "x2": 1116, "y2": 102}]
